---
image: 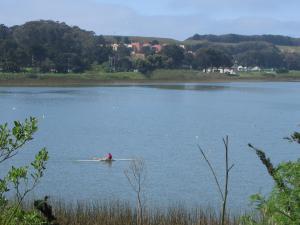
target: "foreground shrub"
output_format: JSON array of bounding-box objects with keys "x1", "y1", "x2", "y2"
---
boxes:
[
  {"x1": 244, "y1": 131, "x2": 300, "y2": 225},
  {"x1": 0, "y1": 117, "x2": 49, "y2": 224}
]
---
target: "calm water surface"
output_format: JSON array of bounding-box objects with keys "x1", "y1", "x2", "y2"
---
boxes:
[{"x1": 0, "y1": 82, "x2": 300, "y2": 211}]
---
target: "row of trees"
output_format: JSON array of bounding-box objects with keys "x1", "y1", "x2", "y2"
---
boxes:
[
  {"x1": 1, "y1": 20, "x2": 300, "y2": 74},
  {"x1": 187, "y1": 41, "x2": 300, "y2": 69},
  {"x1": 131, "y1": 44, "x2": 300, "y2": 74}
]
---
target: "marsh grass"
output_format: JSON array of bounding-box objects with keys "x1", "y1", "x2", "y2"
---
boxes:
[
  {"x1": 27, "y1": 199, "x2": 240, "y2": 225},
  {"x1": 1, "y1": 69, "x2": 300, "y2": 87}
]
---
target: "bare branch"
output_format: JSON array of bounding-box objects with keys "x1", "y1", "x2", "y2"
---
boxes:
[
  {"x1": 228, "y1": 164, "x2": 234, "y2": 172},
  {"x1": 197, "y1": 144, "x2": 224, "y2": 201},
  {"x1": 198, "y1": 136, "x2": 234, "y2": 225},
  {"x1": 124, "y1": 158, "x2": 146, "y2": 225}
]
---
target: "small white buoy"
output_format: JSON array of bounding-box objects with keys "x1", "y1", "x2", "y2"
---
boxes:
[
  {"x1": 42, "y1": 114, "x2": 45, "y2": 119},
  {"x1": 12, "y1": 107, "x2": 16, "y2": 111}
]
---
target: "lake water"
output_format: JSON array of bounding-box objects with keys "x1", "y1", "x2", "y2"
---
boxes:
[{"x1": 0, "y1": 82, "x2": 300, "y2": 212}]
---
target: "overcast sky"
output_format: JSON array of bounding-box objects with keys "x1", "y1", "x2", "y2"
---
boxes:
[{"x1": 0, "y1": 0, "x2": 299, "y2": 40}]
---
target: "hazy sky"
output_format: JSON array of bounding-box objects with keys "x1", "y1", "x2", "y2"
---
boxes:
[{"x1": 0, "y1": 0, "x2": 299, "y2": 40}]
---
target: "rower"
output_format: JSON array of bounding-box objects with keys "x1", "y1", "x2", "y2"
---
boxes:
[
  {"x1": 92, "y1": 153, "x2": 113, "y2": 161},
  {"x1": 105, "y1": 153, "x2": 113, "y2": 161}
]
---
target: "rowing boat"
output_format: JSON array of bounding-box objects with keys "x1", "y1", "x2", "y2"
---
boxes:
[{"x1": 75, "y1": 158, "x2": 134, "y2": 162}]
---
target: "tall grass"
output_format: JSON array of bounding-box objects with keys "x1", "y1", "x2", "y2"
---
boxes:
[{"x1": 41, "y1": 200, "x2": 240, "y2": 225}]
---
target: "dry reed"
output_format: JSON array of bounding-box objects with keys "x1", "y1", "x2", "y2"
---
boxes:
[{"x1": 42, "y1": 200, "x2": 240, "y2": 225}]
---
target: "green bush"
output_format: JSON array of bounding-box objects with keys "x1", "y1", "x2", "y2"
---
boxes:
[
  {"x1": 0, "y1": 117, "x2": 49, "y2": 225},
  {"x1": 244, "y1": 131, "x2": 300, "y2": 225},
  {"x1": 276, "y1": 68, "x2": 289, "y2": 74}
]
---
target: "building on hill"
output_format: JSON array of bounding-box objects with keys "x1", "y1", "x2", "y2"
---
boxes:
[
  {"x1": 110, "y1": 39, "x2": 166, "y2": 54},
  {"x1": 187, "y1": 50, "x2": 195, "y2": 55},
  {"x1": 237, "y1": 66, "x2": 248, "y2": 72},
  {"x1": 204, "y1": 67, "x2": 236, "y2": 75},
  {"x1": 250, "y1": 66, "x2": 261, "y2": 72},
  {"x1": 111, "y1": 43, "x2": 119, "y2": 51},
  {"x1": 131, "y1": 42, "x2": 143, "y2": 53},
  {"x1": 152, "y1": 44, "x2": 162, "y2": 53},
  {"x1": 125, "y1": 43, "x2": 133, "y2": 49}
]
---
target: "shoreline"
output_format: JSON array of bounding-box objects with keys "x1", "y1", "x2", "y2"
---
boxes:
[{"x1": 1, "y1": 76, "x2": 300, "y2": 87}]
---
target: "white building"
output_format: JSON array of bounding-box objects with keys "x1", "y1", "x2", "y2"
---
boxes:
[
  {"x1": 250, "y1": 66, "x2": 261, "y2": 72},
  {"x1": 111, "y1": 43, "x2": 119, "y2": 51},
  {"x1": 237, "y1": 66, "x2": 248, "y2": 72},
  {"x1": 204, "y1": 67, "x2": 236, "y2": 75}
]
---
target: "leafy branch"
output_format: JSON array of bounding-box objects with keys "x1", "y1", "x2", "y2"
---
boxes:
[
  {"x1": 0, "y1": 117, "x2": 49, "y2": 225},
  {"x1": 0, "y1": 117, "x2": 38, "y2": 163}
]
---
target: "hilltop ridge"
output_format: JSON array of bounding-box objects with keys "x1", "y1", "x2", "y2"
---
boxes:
[{"x1": 186, "y1": 34, "x2": 300, "y2": 46}]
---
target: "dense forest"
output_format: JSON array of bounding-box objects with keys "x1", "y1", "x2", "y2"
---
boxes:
[
  {"x1": 0, "y1": 21, "x2": 111, "y2": 72},
  {"x1": 1, "y1": 20, "x2": 300, "y2": 74}
]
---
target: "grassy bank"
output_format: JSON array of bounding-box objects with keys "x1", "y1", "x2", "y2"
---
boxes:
[{"x1": 1, "y1": 69, "x2": 300, "y2": 86}]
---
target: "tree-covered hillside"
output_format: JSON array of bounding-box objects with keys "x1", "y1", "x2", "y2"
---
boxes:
[
  {"x1": 1, "y1": 20, "x2": 300, "y2": 74},
  {"x1": 187, "y1": 34, "x2": 300, "y2": 46}
]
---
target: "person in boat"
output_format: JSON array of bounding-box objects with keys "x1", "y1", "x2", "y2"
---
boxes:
[
  {"x1": 105, "y1": 153, "x2": 113, "y2": 161},
  {"x1": 93, "y1": 153, "x2": 112, "y2": 161}
]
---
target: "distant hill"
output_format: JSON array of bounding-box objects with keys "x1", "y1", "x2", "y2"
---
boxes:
[
  {"x1": 104, "y1": 33, "x2": 300, "y2": 49},
  {"x1": 103, "y1": 35, "x2": 179, "y2": 44},
  {"x1": 186, "y1": 34, "x2": 300, "y2": 46}
]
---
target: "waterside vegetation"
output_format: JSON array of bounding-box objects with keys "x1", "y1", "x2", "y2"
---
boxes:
[{"x1": 1, "y1": 69, "x2": 300, "y2": 86}]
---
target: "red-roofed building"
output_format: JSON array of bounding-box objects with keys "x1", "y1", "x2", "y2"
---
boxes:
[
  {"x1": 152, "y1": 44, "x2": 162, "y2": 53},
  {"x1": 131, "y1": 42, "x2": 143, "y2": 53}
]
